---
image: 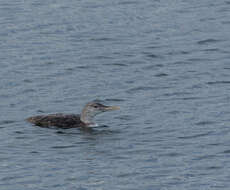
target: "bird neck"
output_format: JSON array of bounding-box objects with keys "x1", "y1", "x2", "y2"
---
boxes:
[{"x1": 80, "y1": 108, "x2": 95, "y2": 125}]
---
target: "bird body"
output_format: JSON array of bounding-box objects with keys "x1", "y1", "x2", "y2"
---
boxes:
[
  {"x1": 27, "y1": 102, "x2": 119, "y2": 128},
  {"x1": 27, "y1": 113, "x2": 84, "y2": 128}
]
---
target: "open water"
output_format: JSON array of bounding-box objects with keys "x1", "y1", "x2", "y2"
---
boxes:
[{"x1": 1, "y1": 0, "x2": 230, "y2": 189}]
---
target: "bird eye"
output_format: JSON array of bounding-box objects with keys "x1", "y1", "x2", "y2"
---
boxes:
[{"x1": 94, "y1": 105, "x2": 98, "y2": 108}]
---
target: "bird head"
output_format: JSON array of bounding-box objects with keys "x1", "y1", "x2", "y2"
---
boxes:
[{"x1": 80, "y1": 102, "x2": 120, "y2": 125}]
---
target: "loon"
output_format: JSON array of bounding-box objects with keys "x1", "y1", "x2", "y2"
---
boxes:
[{"x1": 27, "y1": 102, "x2": 120, "y2": 128}]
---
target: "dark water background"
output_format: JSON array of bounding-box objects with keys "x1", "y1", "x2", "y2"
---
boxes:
[{"x1": 1, "y1": 0, "x2": 230, "y2": 189}]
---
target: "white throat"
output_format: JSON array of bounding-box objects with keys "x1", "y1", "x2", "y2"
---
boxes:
[
  {"x1": 80, "y1": 114, "x2": 95, "y2": 125},
  {"x1": 80, "y1": 107, "x2": 97, "y2": 125}
]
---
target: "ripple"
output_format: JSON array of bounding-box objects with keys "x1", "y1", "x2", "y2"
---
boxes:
[
  {"x1": 115, "y1": 115, "x2": 133, "y2": 121},
  {"x1": 187, "y1": 58, "x2": 212, "y2": 62},
  {"x1": 162, "y1": 92, "x2": 192, "y2": 97},
  {"x1": 15, "y1": 136, "x2": 31, "y2": 140},
  {"x1": 117, "y1": 171, "x2": 140, "y2": 178},
  {"x1": 117, "y1": 1, "x2": 139, "y2": 5},
  {"x1": 51, "y1": 145, "x2": 76, "y2": 149},
  {"x1": 197, "y1": 39, "x2": 221, "y2": 45},
  {"x1": 159, "y1": 152, "x2": 184, "y2": 157},
  {"x1": 93, "y1": 55, "x2": 113, "y2": 60},
  {"x1": 154, "y1": 73, "x2": 168, "y2": 77},
  {"x1": 145, "y1": 54, "x2": 159, "y2": 58},
  {"x1": 203, "y1": 48, "x2": 219, "y2": 52},
  {"x1": 222, "y1": 21, "x2": 230, "y2": 25},
  {"x1": 76, "y1": 65, "x2": 92, "y2": 69},
  {"x1": 172, "y1": 61, "x2": 190, "y2": 65},
  {"x1": 105, "y1": 98, "x2": 125, "y2": 102},
  {"x1": 167, "y1": 50, "x2": 190, "y2": 56},
  {"x1": 193, "y1": 154, "x2": 217, "y2": 161},
  {"x1": 30, "y1": 151, "x2": 39, "y2": 154},
  {"x1": 146, "y1": 45, "x2": 162, "y2": 49},
  {"x1": 207, "y1": 81, "x2": 230, "y2": 85},
  {"x1": 109, "y1": 63, "x2": 128, "y2": 67},
  {"x1": 178, "y1": 131, "x2": 213, "y2": 139},
  {"x1": 156, "y1": 96, "x2": 203, "y2": 102},
  {"x1": 14, "y1": 131, "x2": 25, "y2": 134},
  {"x1": 127, "y1": 86, "x2": 156, "y2": 93},
  {"x1": 43, "y1": 62, "x2": 57, "y2": 65},
  {"x1": 23, "y1": 79, "x2": 33, "y2": 83},
  {"x1": 19, "y1": 89, "x2": 36, "y2": 94},
  {"x1": 195, "y1": 121, "x2": 216, "y2": 126},
  {"x1": 90, "y1": 37, "x2": 114, "y2": 42},
  {"x1": 166, "y1": 110, "x2": 181, "y2": 115},
  {"x1": 142, "y1": 52, "x2": 162, "y2": 59},
  {"x1": 221, "y1": 150, "x2": 230, "y2": 154},
  {"x1": 0, "y1": 120, "x2": 15, "y2": 125},
  {"x1": 142, "y1": 64, "x2": 164, "y2": 69},
  {"x1": 207, "y1": 143, "x2": 222, "y2": 147},
  {"x1": 205, "y1": 166, "x2": 222, "y2": 170}
]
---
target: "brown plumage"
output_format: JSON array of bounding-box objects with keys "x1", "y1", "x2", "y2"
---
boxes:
[
  {"x1": 27, "y1": 102, "x2": 120, "y2": 128},
  {"x1": 27, "y1": 114, "x2": 84, "y2": 128}
]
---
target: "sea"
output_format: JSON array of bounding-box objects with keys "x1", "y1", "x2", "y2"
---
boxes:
[{"x1": 1, "y1": 0, "x2": 230, "y2": 189}]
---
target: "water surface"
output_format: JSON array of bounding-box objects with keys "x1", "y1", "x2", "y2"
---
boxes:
[{"x1": 1, "y1": 0, "x2": 230, "y2": 189}]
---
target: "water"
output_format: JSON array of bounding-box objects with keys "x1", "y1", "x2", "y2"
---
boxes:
[{"x1": 1, "y1": 0, "x2": 230, "y2": 189}]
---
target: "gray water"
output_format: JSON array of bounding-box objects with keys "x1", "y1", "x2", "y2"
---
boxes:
[{"x1": 1, "y1": 0, "x2": 230, "y2": 189}]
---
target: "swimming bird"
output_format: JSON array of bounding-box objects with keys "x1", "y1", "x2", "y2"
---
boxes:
[{"x1": 27, "y1": 102, "x2": 120, "y2": 128}]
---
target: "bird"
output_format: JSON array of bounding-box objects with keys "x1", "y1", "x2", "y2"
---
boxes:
[{"x1": 26, "y1": 101, "x2": 120, "y2": 129}]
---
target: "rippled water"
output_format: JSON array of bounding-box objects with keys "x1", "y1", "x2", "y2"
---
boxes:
[{"x1": 1, "y1": 0, "x2": 230, "y2": 189}]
